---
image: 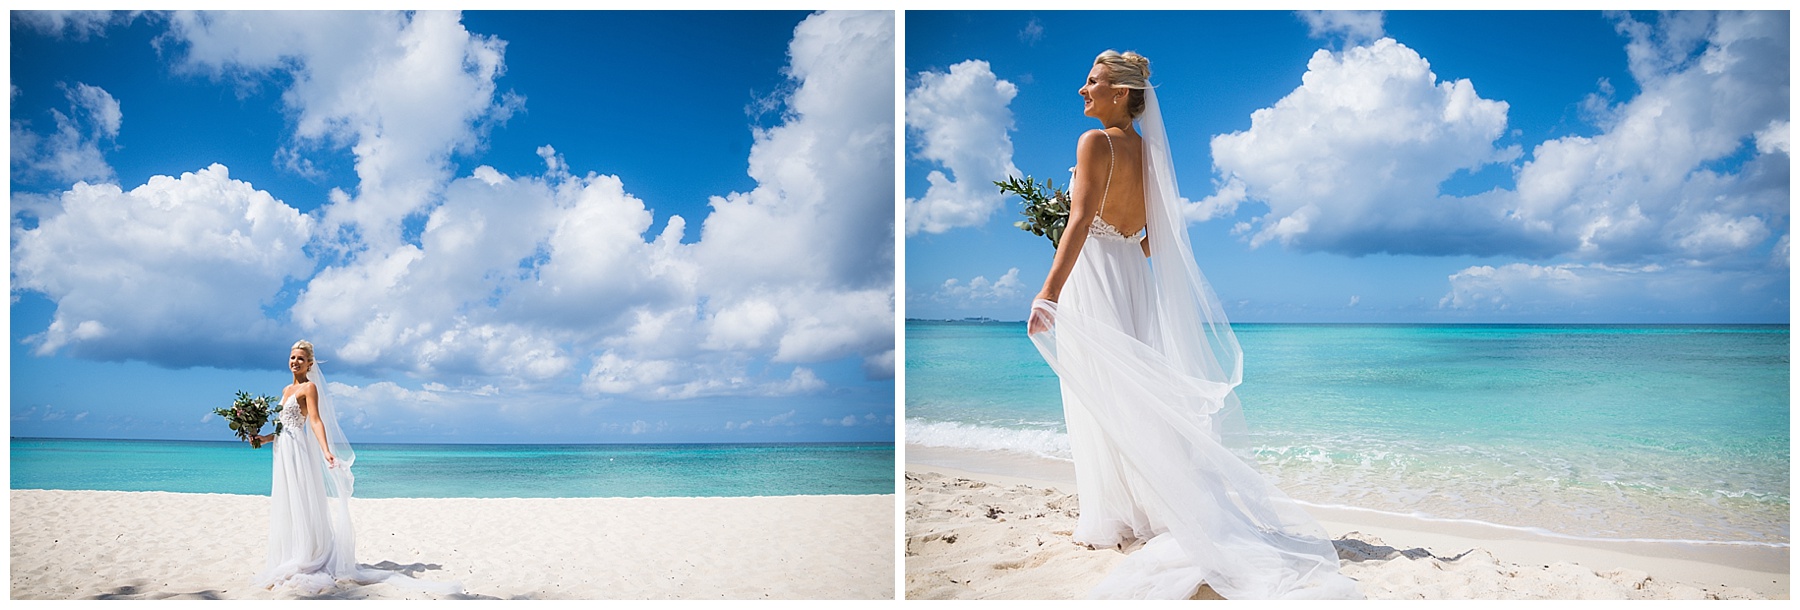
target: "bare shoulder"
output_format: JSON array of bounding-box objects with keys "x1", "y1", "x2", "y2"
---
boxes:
[
  {"x1": 282, "y1": 381, "x2": 318, "y2": 403},
  {"x1": 1077, "y1": 128, "x2": 1112, "y2": 149},
  {"x1": 1075, "y1": 129, "x2": 1113, "y2": 164}
]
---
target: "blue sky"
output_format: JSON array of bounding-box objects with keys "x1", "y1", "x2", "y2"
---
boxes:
[
  {"x1": 905, "y1": 10, "x2": 1789, "y2": 323},
  {"x1": 10, "y1": 10, "x2": 896, "y2": 443}
]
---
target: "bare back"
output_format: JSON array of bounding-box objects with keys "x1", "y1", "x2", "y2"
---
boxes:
[{"x1": 1080, "y1": 128, "x2": 1147, "y2": 237}]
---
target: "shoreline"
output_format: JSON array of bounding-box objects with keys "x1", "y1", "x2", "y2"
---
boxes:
[
  {"x1": 907, "y1": 443, "x2": 1789, "y2": 553},
  {"x1": 12, "y1": 489, "x2": 894, "y2": 600},
  {"x1": 905, "y1": 446, "x2": 1788, "y2": 600}
]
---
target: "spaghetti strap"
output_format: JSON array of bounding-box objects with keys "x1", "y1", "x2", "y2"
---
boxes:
[{"x1": 1098, "y1": 130, "x2": 1115, "y2": 216}]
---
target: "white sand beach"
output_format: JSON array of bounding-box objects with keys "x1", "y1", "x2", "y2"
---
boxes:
[
  {"x1": 11, "y1": 489, "x2": 893, "y2": 600},
  {"x1": 905, "y1": 457, "x2": 1787, "y2": 600}
]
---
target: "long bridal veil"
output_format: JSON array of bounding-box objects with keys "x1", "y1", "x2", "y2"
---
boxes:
[
  {"x1": 308, "y1": 363, "x2": 363, "y2": 583},
  {"x1": 1028, "y1": 87, "x2": 1360, "y2": 599}
]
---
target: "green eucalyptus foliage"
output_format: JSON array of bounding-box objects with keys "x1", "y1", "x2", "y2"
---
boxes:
[
  {"x1": 995, "y1": 174, "x2": 1071, "y2": 248},
  {"x1": 213, "y1": 391, "x2": 282, "y2": 448}
]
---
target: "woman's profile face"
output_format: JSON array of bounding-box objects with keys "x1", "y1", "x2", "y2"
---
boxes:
[
  {"x1": 1079, "y1": 64, "x2": 1115, "y2": 118},
  {"x1": 289, "y1": 349, "x2": 310, "y2": 375}
]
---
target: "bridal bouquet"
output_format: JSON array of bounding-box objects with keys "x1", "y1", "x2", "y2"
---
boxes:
[
  {"x1": 215, "y1": 391, "x2": 282, "y2": 448},
  {"x1": 996, "y1": 174, "x2": 1070, "y2": 248}
]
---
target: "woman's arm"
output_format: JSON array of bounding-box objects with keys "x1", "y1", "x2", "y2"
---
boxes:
[
  {"x1": 301, "y1": 382, "x2": 335, "y2": 466},
  {"x1": 1030, "y1": 130, "x2": 1111, "y2": 333}
]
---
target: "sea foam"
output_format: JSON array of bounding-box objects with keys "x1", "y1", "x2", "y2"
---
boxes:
[{"x1": 904, "y1": 418, "x2": 1072, "y2": 461}]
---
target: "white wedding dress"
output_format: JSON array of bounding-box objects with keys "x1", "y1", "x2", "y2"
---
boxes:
[
  {"x1": 254, "y1": 367, "x2": 462, "y2": 596},
  {"x1": 1028, "y1": 88, "x2": 1360, "y2": 600}
]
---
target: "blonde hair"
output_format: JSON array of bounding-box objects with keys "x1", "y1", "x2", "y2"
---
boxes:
[
  {"x1": 1095, "y1": 50, "x2": 1152, "y2": 118},
  {"x1": 291, "y1": 340, "x2": 315, "y2": 362}
]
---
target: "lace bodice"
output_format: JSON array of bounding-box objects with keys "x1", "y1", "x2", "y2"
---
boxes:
[
  {"x1": 1091, "y1": 215, "x2": 1145, "y2": 243},
  {"x1": 279, "y1": 395, "x2": 306, "y2": 430}
]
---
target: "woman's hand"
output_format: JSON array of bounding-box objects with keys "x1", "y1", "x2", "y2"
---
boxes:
[
  {"x1": 324, "y1": 451, "x2": 337, "y2": 468},
  {"x1": 1028, "y1": 298, "x2": 1058, "y2": 335}
]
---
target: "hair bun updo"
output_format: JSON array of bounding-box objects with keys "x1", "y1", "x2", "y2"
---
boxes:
[
  {"x1": 291, "y1": 340, "x2": 314, "y2": 361},
  {"x1": 1095, "y1": 50, "x2": 1152, "y2": 119}
]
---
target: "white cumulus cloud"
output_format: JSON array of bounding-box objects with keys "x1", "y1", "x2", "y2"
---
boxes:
[
  {"x1": 325, "y1": 380, "x2": 446, "y2": 428},
  {"x1": 1218, "y1": 11, "x2": 1786, "y2": 274},
  {"x1": 13, "y1": 11, "x2": 897, "y2": 406},
  {"x1": 12, "y1": 165, "x2": 315, "y2": 366},
  {"x1": 933, "y1": 268, "x2": 1024, "y2": 305},
  {"x1": 1438, "y1": 260, "x2": 1784, "y2": 320},
  {"x1": 1214, "y1": 37, "x2": 1525, "y2": 256},
  {"x1": 905, "y1": 59, "x2": 1021, "y2": 235},
  {"x1": 1507, "y1": 11, "x2": 1789, "y2": 265},
  {"x1": 685, "y1": 10, "x2": 896, "y2": 382},
  {"x1": 11, "y1": 82, "x2": 122, "y2": 185},
  {"x1": 1297, "y1": 10, "x2": 1385, "y2": 44},
  {"x1": 12, "y1": 10, "x2": 139, "y2": 39},
  {"x1": 166, "y1": 10, "x2": 519, "y2": 256},
  {"x1": 1753, "y1": 119, "x2": 1789, "y2": 155},
  {"x1": 289, "y1": 150, "x2": 701, "y2": 383}
]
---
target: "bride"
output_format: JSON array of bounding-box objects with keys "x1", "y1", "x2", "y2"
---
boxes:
[
  {"x1": 1026, "y1": 51, "x2": 1360, "y2": 600},
  {"x1": 246, "y1": 340, "x2": 462, "y2": 596}
]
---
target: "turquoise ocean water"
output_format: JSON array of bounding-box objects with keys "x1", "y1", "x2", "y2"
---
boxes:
[
  {"x1": 907, "y1": 321, "x2": 1789, "y2": 547},
  {"x1": 10, "y1": 439, "x2": 894, "y2": 498}
]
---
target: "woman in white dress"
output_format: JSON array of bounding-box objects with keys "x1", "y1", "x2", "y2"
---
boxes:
[
  {"x1": 247, "y1": 340, "x2": 462, "y2": 596},
  {"x1": 1026, "y1": 51, "x2": 1360, "y2": 600}
]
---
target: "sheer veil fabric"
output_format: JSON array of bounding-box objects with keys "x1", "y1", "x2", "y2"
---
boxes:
[
  {"x1": 1028, "y1": 88, "x2": 1361, "y2": 599},
  {"x1": 254, "y1": 364, "x2": 463, "y2": 596}
]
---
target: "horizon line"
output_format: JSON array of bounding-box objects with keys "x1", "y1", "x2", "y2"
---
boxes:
[{"x1": 9, "y1": 436, "x2": 897, "y2": 447}]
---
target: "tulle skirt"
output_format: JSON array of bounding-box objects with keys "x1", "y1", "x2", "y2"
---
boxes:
[
  {"x1": 254, "y1": 424, "x2": 463, "y2": 596},
  {"x1": 1032, "y1": 233, "x2": 1360, "y2": 599},
  {"x1": 256, "y1": 427, "x2": 352, "y2": 594}
]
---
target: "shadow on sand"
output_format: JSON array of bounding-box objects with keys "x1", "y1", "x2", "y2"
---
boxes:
[{"x1": 85, "y1": 560, "x2": 502, "y2": 600}]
